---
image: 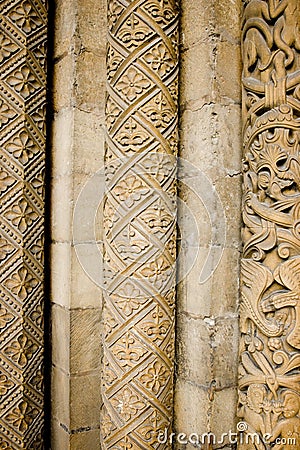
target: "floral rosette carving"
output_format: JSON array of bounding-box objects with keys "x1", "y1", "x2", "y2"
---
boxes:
[
  {"x1": 102, "y1": 0, "x2": 179, "y2": 448},
  {"x1": 0, "y1": 0, "x2": 47, "y2": 447}
]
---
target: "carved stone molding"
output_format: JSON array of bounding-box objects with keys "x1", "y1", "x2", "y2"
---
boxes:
[
  {"x1": 102, "y1": 0, "x2": 179, "y2": 448},
  {"x1": 239, "y1": 1, "x2": 300, "y2": 447},
  {"x1": 0, "y1": 1, "x2": 47, "y2": 448}
]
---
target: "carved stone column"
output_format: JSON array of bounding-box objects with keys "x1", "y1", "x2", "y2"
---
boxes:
[
  {"x1": 102, "y1": 1, "x2": 179, "y2": 448},
  {"x1": 0, "y1": 1, "x2": 47, "y2": 448},
  {"x1": 239, "y1": 0, "x2": 300, "y2": 447}
]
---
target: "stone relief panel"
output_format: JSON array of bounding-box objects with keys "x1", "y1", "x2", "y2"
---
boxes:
[
  {"x1": 239, "y1": 0, "x2": 300, "y2": 448},
  {"x1": 0, "y1": 1, "x2": 47, "y2": 448},
  {"x1": 102, "y1": 0, "x2": 179, "y2": 448}
]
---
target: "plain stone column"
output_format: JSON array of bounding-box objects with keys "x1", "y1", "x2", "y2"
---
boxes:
[
  {"x1": 50, "y1": 0, "x2": 106, "y2": 448},
  {"x1": 175, "y1": 1, "x2": 242, "y2": 448}
]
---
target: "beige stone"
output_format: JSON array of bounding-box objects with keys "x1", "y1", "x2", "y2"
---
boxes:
[
  {"x1": 211, "y1": 388, "x2": 238, "y2": 444},
  {"x1": 215, "y1": 41, "x2": 241, "y2": 103},
  {"x1": 70, "y1": 429, "x2": 100, "y2": 450},
  {"x1": 70, "y1": 309, "x2": 102, "y2": 374},
  {"x1": 51, "y1": 242, "x2": 71, "y2": 308},
  {"x1": 213, "y1": 318, "x2": 239, "y2": 388},
  {"x1": 51, "y1": 366, "x2": 70, "y2": 427},
  {"x1": 51, "y1": 108, "x2": 74, "y2": 178},
  {"x1": 210, "y1": 249, "x2": 240, "y2": 316},
  {"x1": 178, "y1": 246, "x2": 213, "y2": 317},
  {"x1": 74, "y1": 52, "x2": 106, "y2": 113},
  {"x1": 51, "y1": 419, "x2": 70, "y2": 450},
  {"x1": 52, "y1": 305, "x2": 70, "y2": 371},
  {"x1": 51, "y1": 4, "x2": 106, "y2": 444},
  {"x1": 176, "y1": 313, "x2": 212, "y2": 386},
  {"x1": 70, "y1": 245, "x2": 103, "y2": 308},
  {"x1": 174, "y1": 379, "x2": 208, "y2": 436},
  {"x1": 73, "y1": 108, "x2": 105, "y2": 175},
  {"x1": 51, "y1": 175, "x2": 73, "y2": 242},
  {"x1": 175, "y1": 0, "x2": 242, "y2": 443},
  {"x1": 70, "y1": 372, "x2": 102, "y2": 429},
  {"x1": 52, "y1": 54, "x2": 75, "y2": 111},
  {"x1": 215, "y1": 0, "x2": 241, "y2": 42},
  {"x1": 53, "y1": 0, "x2": 77, "y2": 59},
  {"x1": 180, "y1": 43, "x2": 215, "y2": 111},
  {"x1": 77, "y1": 0, "x2": 107, "y2": 53}
]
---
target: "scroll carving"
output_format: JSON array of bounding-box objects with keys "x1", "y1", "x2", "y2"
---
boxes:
[
  {"x1": 0, "y1": 1, "x2": 47, "y2": 448},
  {"x1": 239, "y1": 0, "x2": 300, "y2": 447},
  {"x1": 102, "y1": 0, "x2": 179, "y2": 448}
]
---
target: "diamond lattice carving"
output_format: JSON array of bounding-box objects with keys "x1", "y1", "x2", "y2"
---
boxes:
[
  {"x1": 0, "y1": 1, "x2": 47, "y2": 448},
  {"x1": 102, "y1": 1, "x2": 179, "y2": 448}
]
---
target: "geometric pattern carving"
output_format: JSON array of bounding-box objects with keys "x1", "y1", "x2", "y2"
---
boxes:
[
  {"x1": 239, "y1": 1, "x2": 300, "y2": 447},
  {"x1": 0, "y1": 1, "x2": 47, "y2": 448},
  {"x1": 102, "y1": 1, "x2": 179, "y2": 448}
]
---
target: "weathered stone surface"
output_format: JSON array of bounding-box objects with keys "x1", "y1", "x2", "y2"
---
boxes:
[
  {"x1": 175, "y1": 0, "x2": 242, "y2": 447},
  {"x1": 174, "y1": 379, "x2": 208, "y2": 437},
  {"x1": 176, "y1": 314, "x2": 212, "y2": 386},
  {"x1": 50, "y1": 0, "x2": 106, "y2": 448}
]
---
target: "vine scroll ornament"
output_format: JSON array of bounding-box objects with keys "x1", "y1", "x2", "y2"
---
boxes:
[
  {"x1": 102, "y1": 0, "x2": 179, "y2": 448},
  {"x1": 239, "y1": 0, "x2": 300, "y2": 448},
  {"x1": 0, "y1": 0, "x2": 47, "y2": 448}
]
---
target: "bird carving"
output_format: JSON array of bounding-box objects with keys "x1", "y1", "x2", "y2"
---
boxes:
[
  {"x1": 241, "y1": 259, "x2": 283, "y2": 336},
  {"x1": 262, "y1": 257, "x2": 300, "y2": 349}
]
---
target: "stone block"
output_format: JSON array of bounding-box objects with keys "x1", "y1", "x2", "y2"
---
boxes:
[
  {"x1": 180, "y1": 0, "x2": 213, "y2": 49},
  {"x1": 52, "y1": 304, "x2": 70, "y2": 371},
  {"x1": 180, "y1": 43, "x2": 214, "y2": 110},
  {"x1": 51, "y1": 418, "x2": 70, "y2": 450},
  {"x1": 178, "y1": 184, "x2": 212, "y2": 250},
  {"x1": 216, "y1": 41, "x2": 241, "y2": 104},
  {"x1": 180, "y1": 105, "x2": 242, "y2": 177},
  {"x1": 53, "y1": 0, "x2": 76, "y2": 59},
  {"x1": 52, "y1": 54, "x2": 75, "y2": 111},
  {"x1": 74, "y1": 51, "x2": 106, "y2": 113},
  {"x1": 70, "y1": 372, "x2": 102, "y2": 430},
  {"x1": 213, "y1": 317, "x2": 239, "y2": 388},
  {"x1": 51, "y1": 242, "x2": 71, "y2": 308},
  {"x1": 176, "y1": 314, "x2": 211, "y2": 386},
  {"x1": 51, "y1": 175, "x2": 73, "y2": 242},
  {"x1": 215, "y1": 0, "x2": 241, "y2": 42},
  {"x1": 210, "y1": 248, "x2": 240, "y2": 316},
  {"x1": 70, "y1": 309, "x2": 102, "y2": 374},
  {"x1": 70, "y1": 245, "x2": 103, "y2": 309},
  {"x1": 73, "y1": 108, "x2": 105, "y2": 175},
  {"x1": 174, "y1": 379, "x2": 208, "y2": 437},
  {"x1": 51, "y1": 366, "x2": 70, "y2": 427},
  {"x1": 211, "y1": 387, "x2": 238, "y2": 444},
  {"x1": 51, "y1": 108, "x2": 74, "y2": 178},
  {"x1": 214, "y1": 175, "x2": 242, "y2": 249},
  {"x1": 69, "y1": 429, "x2": 100, "y2": 450},
  {"x1": 77, "y1": 0, "x2": 107, "y2": 53}
]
